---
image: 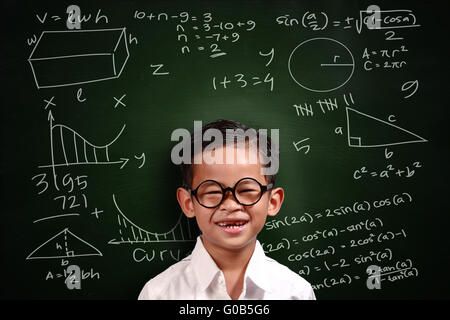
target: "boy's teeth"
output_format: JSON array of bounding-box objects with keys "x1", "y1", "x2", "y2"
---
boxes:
[{"x1": 218, "y1": 221, "x2": 246, "y2": 228}]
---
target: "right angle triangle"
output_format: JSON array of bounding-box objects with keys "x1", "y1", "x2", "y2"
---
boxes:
[{"x1": 346, "y1": 107, "x2": 428, "y2": 147}]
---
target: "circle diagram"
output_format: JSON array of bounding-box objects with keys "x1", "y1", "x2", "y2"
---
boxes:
[{"x1": 288, "y1": 37, "x2": 354, "y2": 92}]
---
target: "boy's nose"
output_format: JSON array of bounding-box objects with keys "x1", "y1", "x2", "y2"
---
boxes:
[{"x1": 219, "y1": 189, "x2": 242, "y2": 211}]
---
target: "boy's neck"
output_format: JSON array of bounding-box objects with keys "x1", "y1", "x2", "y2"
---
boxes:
[{"x1": 201, "y1": 236, "x2": 256, "y2": 273}]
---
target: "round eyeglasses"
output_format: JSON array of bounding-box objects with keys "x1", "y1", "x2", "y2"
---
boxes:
[{"x1": 189, "y1": 177, "x2": 273, "y2": 208}]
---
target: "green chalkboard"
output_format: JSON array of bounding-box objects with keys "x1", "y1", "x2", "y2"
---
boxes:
[{"x1": 2, "y1": 0, "x2": 449, "y2": 299}]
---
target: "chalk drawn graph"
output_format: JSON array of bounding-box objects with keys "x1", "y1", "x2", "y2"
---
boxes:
[
  {"x1": 39, "y1": 111, "x2": 126, "y2": 169},
  {"x1": 109, "y1": 194, "x2": 197, "y2": 245},
  {"x1": 346, "y1": 107, "x2": 428, "y2": 147},
  {"x1": 26, "y1": 228, "x2": 102, "y2": 260},
  {"x1": 39, "y1": 111, "x2": 127, "y2": 191}
]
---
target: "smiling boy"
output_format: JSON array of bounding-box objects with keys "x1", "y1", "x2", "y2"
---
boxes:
[{"x1": 138, "y1": 120, "x2": 315, "y2": 300}]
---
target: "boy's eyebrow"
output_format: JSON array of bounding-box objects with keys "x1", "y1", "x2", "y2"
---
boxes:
[
  {"x1": 203, "y1": 177, "x2": 263, "y2": 187},
  {"x1": 209, "y1": 179, "x2": 227, "y2": 186}
]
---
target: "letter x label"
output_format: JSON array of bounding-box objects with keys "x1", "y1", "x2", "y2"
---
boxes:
[{"x1": 114, "y1": 94, "x2": 127, "y2": 108}]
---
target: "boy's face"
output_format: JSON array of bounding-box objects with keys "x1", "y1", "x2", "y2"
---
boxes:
[{"x1": 177, "y1": 145, "x2": 284, "y2": 251}]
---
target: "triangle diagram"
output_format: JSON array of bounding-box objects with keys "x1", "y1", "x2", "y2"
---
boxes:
[
  {"x1": 27, "y1": 228, "x2": 102, "y2": 260},
  {"x1": 346, "y1": 107, "x2": 428, "y2": 147}
]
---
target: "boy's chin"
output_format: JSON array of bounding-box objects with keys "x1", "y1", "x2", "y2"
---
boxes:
[{"x1": 210, "y1": 233, "x2": 257, "y2": 250}]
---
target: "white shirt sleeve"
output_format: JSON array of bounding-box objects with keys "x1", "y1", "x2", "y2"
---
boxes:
[
  {"x1": 138, "y1": 282, "x2": 155, "y2": 300},
  {"x1": 306, "y1": 284, "x2": 316, "y2": 300},
  {"x1": 290, "y1": 274, "x2": 317, "y2": 300}
]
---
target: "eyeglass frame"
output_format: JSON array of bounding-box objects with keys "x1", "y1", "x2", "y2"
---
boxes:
[{"x1": 187, "y1": 177, "x2": 274, "y2": 209}]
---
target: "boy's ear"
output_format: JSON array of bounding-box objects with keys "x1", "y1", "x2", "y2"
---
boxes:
[
  {"x1": 177, "y1": 187, "x2": 195, "y2": 218},
  {"x1": 267, "y1": 187, "x2": 284, "y2": 217}
]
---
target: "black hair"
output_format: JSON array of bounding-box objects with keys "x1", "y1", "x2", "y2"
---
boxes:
[{"x1": 179, "y1": 119, "x2": 278, "y2": 189}]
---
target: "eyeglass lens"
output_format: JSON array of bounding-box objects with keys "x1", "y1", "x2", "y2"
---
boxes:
[{"x1": 196, "y1": 178, "x2": 262, "y2": 207}]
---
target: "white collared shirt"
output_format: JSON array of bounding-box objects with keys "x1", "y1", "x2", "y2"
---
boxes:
[{"x1": 138, "y1": 236, "x2": 316, "y2": 300}]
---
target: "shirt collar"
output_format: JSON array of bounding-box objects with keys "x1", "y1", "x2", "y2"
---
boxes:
[
  {"x1": 190, "y1": 236, "x2": 221, "y2": 291},
  {"x1": 245, "y1": 240, "x2": 272, "y2": 293},
  {"x1": 190, "y1": 236, "x2": 272, "y2": 293}
]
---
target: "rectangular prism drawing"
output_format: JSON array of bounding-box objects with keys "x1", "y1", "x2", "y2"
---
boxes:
[{"x1": 28, "y1": 28, "x2": 129, "y2": 89}]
